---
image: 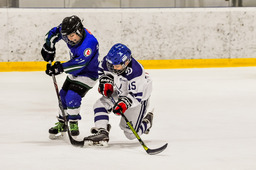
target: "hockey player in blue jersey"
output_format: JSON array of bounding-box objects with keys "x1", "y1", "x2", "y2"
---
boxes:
[
  {"x1": 41, "y1": 15, "x2": 99, "y2": 139},
  {"x1": 84, "y1": 43, "x2": 153, "y2": 146}
]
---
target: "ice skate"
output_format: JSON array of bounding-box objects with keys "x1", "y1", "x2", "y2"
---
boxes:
[
  {"x1": 69, "y1": 121, "x2": 80, "y2": 137},
  {"x1": 49, "y1": 119, "x2": 80, "y2": 139},
  {"x1": 49, "y1": 121, "x2": 67, "y2": 140},
  {"x1": 143, "y1": 111, "x2": 154, "y2": 134},
  {"x1": 84, "y1": 124, "x2": 111, "y2": 146}
]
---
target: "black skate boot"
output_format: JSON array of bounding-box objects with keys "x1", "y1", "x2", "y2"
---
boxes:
[
  {"x1": 49, "y1": 119, "x2": 67, "y2": 140},
  {"x1": 90, "y1": 124, "x2": 111, "y2": 134},
  {"x1": 84, "y1": 124, "x2": 111, "y2": 146},
  {"x1": 143, "y1": 112, "x2": 154, "y2": 134},
  {"x1": 69, "y1": 121, "x2": 80, "y2": 136}
]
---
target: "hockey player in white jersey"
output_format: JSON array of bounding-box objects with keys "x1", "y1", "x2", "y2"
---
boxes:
[{"x1": 84, "y1": 43, "x2": 153, "y2": 145}]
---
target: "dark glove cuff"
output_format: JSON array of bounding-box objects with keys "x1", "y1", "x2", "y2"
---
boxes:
[
  {"x1": 118, "y1": 96, "x2": 133, "y2": 109},
  {"x1": 43, "y1": 43, "x2": 55, "y2": 52},
  {"x1": 99, "y1": 74, "x2": 114, "y2": 85}
]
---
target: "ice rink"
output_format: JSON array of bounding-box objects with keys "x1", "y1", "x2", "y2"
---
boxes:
[{"x1": 1, "y1": 67, "x2": 256, "y2": 170}]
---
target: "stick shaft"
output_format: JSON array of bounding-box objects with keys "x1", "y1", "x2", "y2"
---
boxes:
[
  {"x1": 48, "y1": 61, "x2": 84, "y2": 147},
  {"x1": 110, "y1": 97, "x2": 149, "y2": 152}
]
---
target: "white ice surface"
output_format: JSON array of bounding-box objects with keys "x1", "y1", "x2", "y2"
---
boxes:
[{"x1": 1, "y1": 67, "x2": 256, "y2": 170}]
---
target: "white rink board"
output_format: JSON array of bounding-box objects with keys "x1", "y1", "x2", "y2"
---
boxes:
[{"x1": 1, "y1": 8, "x2": 256, "y2": 62}]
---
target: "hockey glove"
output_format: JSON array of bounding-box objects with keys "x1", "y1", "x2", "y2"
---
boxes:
[
  {"x1": 98, "y1": 74, "x2": 114, "y2": 98},
  {"x1": 46, "y1": 61, "x2": 64, "y2": 76},
  {"x1": 41, "y1": 43, "x2": 56, "y2": 62},
  {"x1": 113, "y1": 96, "x2": 132, "y2": 115}
]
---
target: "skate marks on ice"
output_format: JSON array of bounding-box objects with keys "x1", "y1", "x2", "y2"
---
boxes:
[
  {"x1": 47, "y1": 131, "x2": 168, "y2": 154},
  {"x1": 107, "y1": 140, "x2": 169, "y2": 155},
  {"x1": 1, "y1": 68, "x2": 256, "y2": 169}
]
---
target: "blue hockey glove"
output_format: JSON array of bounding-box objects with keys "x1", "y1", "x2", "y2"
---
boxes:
[{"x1": 46, "y1": 61, "x2": 63, "y2": 76}]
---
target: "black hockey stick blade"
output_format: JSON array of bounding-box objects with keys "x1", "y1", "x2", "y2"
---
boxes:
[
  {"x1": 146, "y1": 143, "x2": 168, "y2": 155},
  {"x1": 67, "y1": 130, "x2": 85, "y2": 147}
]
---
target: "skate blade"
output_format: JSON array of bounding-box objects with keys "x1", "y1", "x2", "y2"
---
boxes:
[
  {"x1": 98, "y1": 141, "x2": 109, "y2": 147},
  {"x1": 49, "y1": 132, "x2": 64, "y2": 140},
  {"x1": 84, "y1": 140, "x2": 108, "y2": 147}
]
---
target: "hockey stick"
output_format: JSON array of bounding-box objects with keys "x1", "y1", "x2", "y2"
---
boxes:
[
  {"x1": 48, "y1": 61, "x2": 85, "y2": 147},
  {"x1": 110, "y1": 97, "x2": 168, "y2": 155}
]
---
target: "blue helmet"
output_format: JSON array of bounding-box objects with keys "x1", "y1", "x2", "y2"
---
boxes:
[{"x1": 106, "y1": 43, "x2": 132, "y2": 75}]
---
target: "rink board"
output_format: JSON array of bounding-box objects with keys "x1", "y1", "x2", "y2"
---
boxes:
[{"x1": 0, "y1": 58, "x2": 256, "y2": 72}]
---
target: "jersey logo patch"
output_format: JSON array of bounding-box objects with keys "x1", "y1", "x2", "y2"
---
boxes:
[
  {"x1": 84, "y1": 48, "x2": 92, "y2": 57},
  {"x1": 125, "y1": 67, "x2": 133, "y2": 76}
]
